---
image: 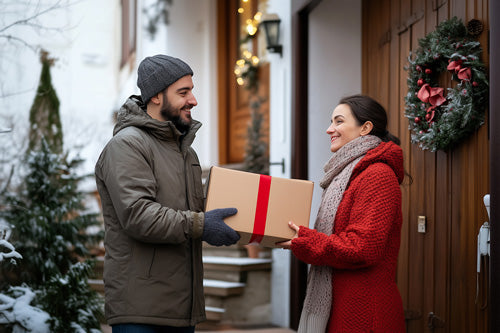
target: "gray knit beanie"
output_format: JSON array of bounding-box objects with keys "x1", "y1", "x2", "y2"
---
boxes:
[{"x1": 137, "y1": 54, "x2": 193, "y2": 103}]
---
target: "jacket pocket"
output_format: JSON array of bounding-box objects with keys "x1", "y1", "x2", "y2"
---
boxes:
[{"x1": 131, "y1": 243, "x2": 155, "y2": 278}]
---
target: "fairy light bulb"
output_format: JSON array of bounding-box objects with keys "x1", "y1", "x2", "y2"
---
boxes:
[
  {"x1": 246, "y1": 18, "x2": 257, "y2": 36},
  {"x1": 251, "y1": 56, "x2": 259, "y2": 65}
]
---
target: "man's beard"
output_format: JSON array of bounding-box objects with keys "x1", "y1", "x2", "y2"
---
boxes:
[{"x1": 160, "y1": 98, "x2": 192, "y2": 133}]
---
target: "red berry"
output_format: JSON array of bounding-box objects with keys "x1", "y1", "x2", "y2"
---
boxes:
[
  {"x1": 417, "y1": 79, "x2": 424, "y2": 86},
  {"x1": 425, "y1": 68, "x2": 432, "y2": 74}
]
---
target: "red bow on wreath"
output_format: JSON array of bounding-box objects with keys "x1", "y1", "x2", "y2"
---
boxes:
[
  {"x1": 447, "y1": 60, "x2": 472, "y2": 80},
  {"x1": 417, "y1": 84, "x2": 446, "y2": 123}
]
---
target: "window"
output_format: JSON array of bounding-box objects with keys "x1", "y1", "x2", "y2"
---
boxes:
[{"x1": 121, "y1": 0, "x2": 137, "y2": 67}]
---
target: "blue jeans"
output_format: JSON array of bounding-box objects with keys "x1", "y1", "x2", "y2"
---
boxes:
[{"x1": 111, "y1": 323, "x2": 195, "y2": 333}]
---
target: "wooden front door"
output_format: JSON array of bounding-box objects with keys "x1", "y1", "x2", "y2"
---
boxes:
[
  {"x1": 362, "y1": 0, "x2": 490, "y2": 332},
  {"x1": 217, "y1": 0, "x2": 270, "y2": 165}
]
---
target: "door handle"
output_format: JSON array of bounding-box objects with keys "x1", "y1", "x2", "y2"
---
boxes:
[
  {"x1": 269, "y1": 158, "x2": 285, "y2": 174},
  {"x1": 428, "y1": 312, "x2": 445, "y2": 330}
]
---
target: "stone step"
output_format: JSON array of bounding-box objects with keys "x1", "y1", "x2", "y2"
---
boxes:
[
  {"x1": 88, "y1": 278, "x2": 104, "y2": 294},
  {"x1": 203, "y1": 256, "x2": 272, "y2": 271},
  {"x1": 203, "y1": 256, "x2": 272, "y2": 282},
  {"x1": 205, "y1": 306, "x2": 225, "y2": 321},
  {"x1": 91, "y1": 256, "x2": 104, "y2": 279},
  {"x1": 202, "y1": 242, "x2": 248, "y2": 258},
  {"x1": 203, "y1": 279, "x2": 245, "y2": 297}
]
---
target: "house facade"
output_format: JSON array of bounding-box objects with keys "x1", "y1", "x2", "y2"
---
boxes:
[{"x1": 1, "y1": 0, "x2": 497, "y2": 332}]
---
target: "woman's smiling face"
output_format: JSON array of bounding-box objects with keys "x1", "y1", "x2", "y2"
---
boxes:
[{"x1": 326, "y1": 103, "x2": 365, "y2": 152}]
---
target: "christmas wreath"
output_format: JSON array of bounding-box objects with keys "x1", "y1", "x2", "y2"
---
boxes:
[{"x1": 404, "y1": 17, "x2": 488, "y2": 151}]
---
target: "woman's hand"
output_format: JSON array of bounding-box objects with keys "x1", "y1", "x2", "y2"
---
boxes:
[{"x1": 275, "y1": 221, "x2": 300, "y2": 249}]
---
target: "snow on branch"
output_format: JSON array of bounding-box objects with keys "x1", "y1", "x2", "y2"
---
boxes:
[
  {"x1": 0, "y1": 286, "x2": 50, "y2": 333},
  {"x1": 0, "y1": 239, "x2": 22, "y2": 262}
]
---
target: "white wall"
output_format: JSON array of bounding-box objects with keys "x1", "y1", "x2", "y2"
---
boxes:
[
  {"x1": 0, "y1": 0, "x2": 219, "y2": 180},
  {"x1": 163, "y1": 0, "x2": 218, "y2": 167},
  {"x1": 0, "y1": 0, "x2": 122, "y2": 178},
  {"x1": 266, "y1": 0, "x2": 293, "y2": 327},
  {"x1": 308, "y1": 0, "x2": 362, "y2": 226}
]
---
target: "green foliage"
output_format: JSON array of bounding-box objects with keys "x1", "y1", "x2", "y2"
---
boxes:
[
  {"x1": 0, "y1": 139, "x2": 103, "y2": 332},
  {"x1": 36, "y1": 262, "x2": 103, "y2": 333},
  {"x1": 2, "y1": 140, "x2": 102, "y2": 284},
  {"x1": 404, "y1": 17, "x2": 489, "y2": 151},
  {"x1": 242, "y1": 98, "x2": 269, "y2": 175},
  {"x1": 28, "y1": 50, "x2": 63, "y2": 155}
]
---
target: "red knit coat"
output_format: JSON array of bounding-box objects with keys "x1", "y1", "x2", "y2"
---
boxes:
[{"x1": 291, "y1": 141, "x2": 406, "y2": 333}]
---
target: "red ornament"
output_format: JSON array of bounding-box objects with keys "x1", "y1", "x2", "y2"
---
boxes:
[
  {"x1": 425, "y1": 68, "x2": 432, "y2": 74},
  {"x1": 416, "y1": 65, "x2": 422, "y2": 72},
  {"x1": 415, "y1": 117, "x2": 421, "y2": 124},
  {"x1": 417, "y1": 79, "x2": 424, "y2": 86},
  {"x1": 472, "y1": 81, "x2": 479, "y2": 87}
]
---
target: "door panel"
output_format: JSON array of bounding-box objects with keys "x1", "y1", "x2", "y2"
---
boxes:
[
  {"x1": 217, "y1": 0, "x2": 270, "y2": 165},
  {"x1": 362, "y1": 0, "x2": 490, "y2": 331}
]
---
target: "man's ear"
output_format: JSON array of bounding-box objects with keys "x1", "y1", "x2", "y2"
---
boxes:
[
  {"x1": 150, "y1": 92, "x2": 162, "y2": 105},
  {"x1": 360, "y1": 121, "x2": 374, "y2": 136}
]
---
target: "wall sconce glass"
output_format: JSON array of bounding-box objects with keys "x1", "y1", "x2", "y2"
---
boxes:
[{"x1": 260, "y1": 14, "x2": 282, "y2": 57}]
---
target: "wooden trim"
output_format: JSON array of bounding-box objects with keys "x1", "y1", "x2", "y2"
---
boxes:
[
  {"x1": 291, "y1": 0, "x2": 322, "y2": 181},
  {"x1": 490, "y1": 1, "x2": 500, "y2": 330},
  {"x1": 120, "y1": 0, "x2": 137, "y2": 68},
  {"x1": 216, "y1": 0, "x2": 230, "y2": 165}
]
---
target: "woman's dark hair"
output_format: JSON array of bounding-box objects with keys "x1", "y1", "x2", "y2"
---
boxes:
[{"x1": 338, "y1": 94, "x2": 400, "y2": 145}]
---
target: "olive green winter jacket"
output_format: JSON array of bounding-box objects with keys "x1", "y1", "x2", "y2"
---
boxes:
[{"x1": 95, "y1": 95, "x2": 206, "y2": 327}]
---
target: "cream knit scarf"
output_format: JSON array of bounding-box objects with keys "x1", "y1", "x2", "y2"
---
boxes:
[{"x1": 297, "y1": 135, "x2": 381, "y2": 333}]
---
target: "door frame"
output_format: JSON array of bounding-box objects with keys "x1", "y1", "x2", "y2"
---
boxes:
[
  {"x1": 290, "y1": 0, "x2": 322, "y2": 329},
  {"x1": 490, "y1": 1, "x2": 500, "y2": 330}
]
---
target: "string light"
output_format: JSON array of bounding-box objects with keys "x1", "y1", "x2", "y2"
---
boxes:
[
  {"x1": 238, "y1": 7, "x2": 244, "y2": 14},
  {"x1": 242, "y1": 50, "x2": 252, "y2": 59},
  {"x1": 246, "y1": 22, "x2": 257, "y2": 36}
]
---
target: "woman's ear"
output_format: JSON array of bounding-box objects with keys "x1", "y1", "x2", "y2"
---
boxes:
[{"x1": 360, "y1": 121, "x2": 374, "y2": 136}]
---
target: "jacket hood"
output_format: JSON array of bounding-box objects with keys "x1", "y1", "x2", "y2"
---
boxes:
[
  {"x1": 352, "y1": 141, "x2": 405, "y2": 184},
  {"x1": 113, "y1": 95, "x2": 201, "y2": 145}
]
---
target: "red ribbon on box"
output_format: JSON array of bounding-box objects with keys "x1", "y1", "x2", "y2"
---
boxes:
[{"x1": 249, "y1": 174, "x2": 272, "y2": 244}]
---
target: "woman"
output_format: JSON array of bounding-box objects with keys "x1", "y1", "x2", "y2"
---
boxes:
[{"x1": 279, "y1": 95, "x2": 406, "y2": 332}]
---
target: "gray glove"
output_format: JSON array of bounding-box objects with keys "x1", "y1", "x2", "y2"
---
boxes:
[{"x1": 203, "y1": 208, "x2": 240, "y2": 246}]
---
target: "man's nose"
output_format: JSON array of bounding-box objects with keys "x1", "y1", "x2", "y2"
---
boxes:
[{"x1": 189, "y1": 93, "x2": 198, "y2": 106}]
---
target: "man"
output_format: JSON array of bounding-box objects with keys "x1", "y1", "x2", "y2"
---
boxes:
[{"x1": 95, "y1": 54, "x2": 240, "y2": 333}]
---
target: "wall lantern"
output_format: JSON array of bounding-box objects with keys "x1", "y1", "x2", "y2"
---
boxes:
[{"x1": 260, "y1": 14, "x2": 282, "y2": 57}]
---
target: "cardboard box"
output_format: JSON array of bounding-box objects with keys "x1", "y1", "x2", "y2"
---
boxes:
[{"x1": 205, "y1": 166, "x2": 314, "y2": 248}]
